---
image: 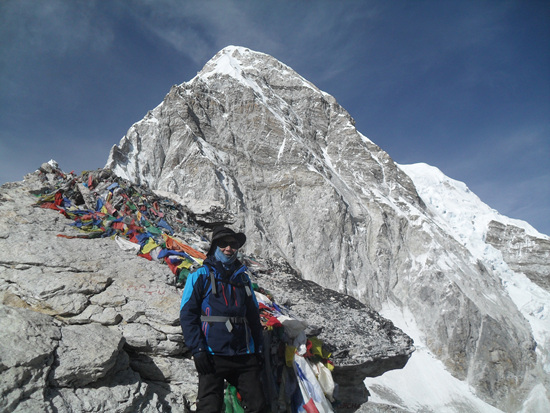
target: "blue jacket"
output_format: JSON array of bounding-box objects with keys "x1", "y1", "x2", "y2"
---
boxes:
[{"x1": 179, "y1": 257, "x2": 263, "y2": 356}]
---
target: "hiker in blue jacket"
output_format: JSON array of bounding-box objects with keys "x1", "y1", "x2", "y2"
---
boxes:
[{"x1": 180, "y1": 226, "x2": 265, "y2": 412}]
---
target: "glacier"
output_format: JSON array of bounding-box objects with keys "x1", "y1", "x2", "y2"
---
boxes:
[{"x1": 364, "y1": 162, "x2": 550, "y2": 412}]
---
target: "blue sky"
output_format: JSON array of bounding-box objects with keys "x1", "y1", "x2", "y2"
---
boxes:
[{"x1": 1, "y1": 0, "x2": 548, "y2": 235}]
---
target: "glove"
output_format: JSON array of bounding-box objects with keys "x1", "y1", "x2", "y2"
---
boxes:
[{"x1": 193, "y1": 352, "x2": 215, "y2": 375}]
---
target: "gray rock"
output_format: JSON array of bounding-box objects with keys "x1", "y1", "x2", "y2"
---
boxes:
[
  {"x1": 0, "y1": 166, "x2": 412, "y2": 411},
  {"x1": 50, "y1": 324, "x2": 124, "y2": 387},
  {"x1": 0, "y1": 305, "x2": 61, "y2": 413}
]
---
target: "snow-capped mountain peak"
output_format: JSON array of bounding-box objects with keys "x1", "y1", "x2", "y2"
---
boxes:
[
  {"x1": 193, "y1": 45, "x2": 319, "y2": 97},
  {"x1": 106, "y1": 46, "x2": 550, "y2": 412},
  {"x1": 399, "y1": 162, "x2": 548, "y2": 246}
]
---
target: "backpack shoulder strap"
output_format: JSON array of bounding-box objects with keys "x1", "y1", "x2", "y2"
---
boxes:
[
  {"x1": 202, "y1": 264, "x2": 218, "y2": 298},
  {"x1": 209, "y1": 266, "x2": 217, "y2": 296},
  {"x1": 202, "y1": 265, "x2": 251, "y2": 297}
]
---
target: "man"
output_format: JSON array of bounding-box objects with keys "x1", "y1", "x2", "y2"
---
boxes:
[{"x1": 180, "y1": 226, "x2": 265, "y2": 412}]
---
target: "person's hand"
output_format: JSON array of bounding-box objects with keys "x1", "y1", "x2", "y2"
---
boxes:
[{"x1": 193, "y1": 352, "x2": 215, "y2": 375}]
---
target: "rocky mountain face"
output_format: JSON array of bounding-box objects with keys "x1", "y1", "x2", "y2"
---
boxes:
[
  {"x1": 486, "y1": 221, "x2": 550, "y2": 291},
  {"x1": 0, "y1": 164, "x2": 413, "y2": 412},
  {"x1": 106, "y1": 46, "x2": 549, "y2": 411}
]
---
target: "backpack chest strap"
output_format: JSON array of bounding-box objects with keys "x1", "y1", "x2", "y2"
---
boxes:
[
  {"x1": 200, "y1": 315, "x2": 247, "y2": 324},
  {"x1": 200, "y1": 315, "x2": 248, "y2": 333}
]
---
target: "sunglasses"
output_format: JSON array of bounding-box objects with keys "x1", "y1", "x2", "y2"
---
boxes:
[{"x1": 218, "y1": 239, "x2": 240, "y2": 249}]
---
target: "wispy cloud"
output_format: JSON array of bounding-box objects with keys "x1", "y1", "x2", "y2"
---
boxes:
[
  {"x1": 0, "y1": 0, "x2": 547, "y2": 234},
  {"x1": 450, "y1": 123, "x2": 549, "y2": 175},
  {"x1": 120, "y1": 1, "x2": 381, "y2": 84},
  {"x1": 439, "y1": 122, "x2": 550, "y2": 231},
  {"x1": 0, "y1": 0, "x2": 114, "y2": 57},
  {"x1": 0, "y1": 0, "x2": 115, "y2": 100},
  {"x1": 123, "y1": 0, "x2": 275, "y2": 66}
]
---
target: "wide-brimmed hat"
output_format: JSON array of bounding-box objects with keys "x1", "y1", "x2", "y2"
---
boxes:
[{"x1": 207, "y1": 226, "x2": 246, "y2": 255}]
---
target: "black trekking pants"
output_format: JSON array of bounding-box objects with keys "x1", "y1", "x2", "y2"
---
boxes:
[{"x1": 196, "y1": 354, "x2": 265, "y2": 413}]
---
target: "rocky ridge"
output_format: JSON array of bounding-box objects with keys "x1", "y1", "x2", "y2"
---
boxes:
[
  {"x1": 105, "y1": 46, "x2": 549, "y2": 411},
  {"x1": 0, "y1": 163, "x2": 413, "y2": 412}
]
